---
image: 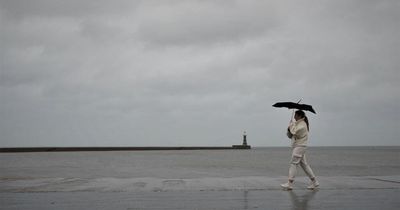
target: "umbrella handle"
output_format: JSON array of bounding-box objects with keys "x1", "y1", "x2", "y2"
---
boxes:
[{"x1": 289, "y1": 99, "x2": 302, "y2": 124}]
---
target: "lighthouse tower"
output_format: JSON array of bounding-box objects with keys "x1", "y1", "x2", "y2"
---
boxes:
[
  {"x1": 232, "y1": 130, "x2": 251, "y2": 149},
  {"x1": 242, "y1": 131, "x2": 248, "y2": 146}
]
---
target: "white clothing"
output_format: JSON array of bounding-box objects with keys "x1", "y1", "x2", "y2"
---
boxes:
[
  {"x1": 287, "y1": 118, "x2": 308, "y2": 147},
  {"x1": 286, "y1": 119, "x2": 316, "y2": 180},
  {"x1": 288, "y1": 147, "x2": 316, "y2": 180}
]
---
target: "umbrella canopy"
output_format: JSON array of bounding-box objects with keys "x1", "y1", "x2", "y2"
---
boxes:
[{"x1": 272, "y1": 102, "x2": 316, "y2": 114}]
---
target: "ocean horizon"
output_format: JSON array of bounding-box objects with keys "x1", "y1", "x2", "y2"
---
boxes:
[{"x1": 1, "y1": 146, "x2": 399, "y2": 180}]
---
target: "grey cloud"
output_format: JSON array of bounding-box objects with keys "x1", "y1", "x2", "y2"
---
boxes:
[
  {"x1": 0, "y1": 0, "x2": 140, "y2": 19},
  {"x1": 135, "y1": 1, "x2": 280, "y2": 46},
  {"x1": 1, "y1": 0, "x2": 399, "y2": 147}
]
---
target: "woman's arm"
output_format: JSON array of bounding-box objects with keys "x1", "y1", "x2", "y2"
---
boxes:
[
  {"x1": 289, "y1": 122, "x2": 307, "y2": 140},
  {"x1": 287, "y1": 127, "x2": 293, "y2": 139}
]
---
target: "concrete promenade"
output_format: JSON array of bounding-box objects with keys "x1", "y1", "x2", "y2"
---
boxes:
[{"x1": 1, "y1": 176, "x2": 399, "y2": 209}]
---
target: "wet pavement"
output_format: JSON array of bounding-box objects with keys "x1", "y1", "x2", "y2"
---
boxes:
[
  {"x1": 1, "y1": 188, "x2": 399, "y2": 210},
  {"x1": 1, "y1": 176, "x2": 399, "y2": 192},
  {"x1": 1, "y1": 176, "x2": 399, "y2": 209}
]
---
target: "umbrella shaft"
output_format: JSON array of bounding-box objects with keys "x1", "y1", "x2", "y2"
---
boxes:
[{"x1": 289, "y1": 99, "x2": 302, "y2": 123}]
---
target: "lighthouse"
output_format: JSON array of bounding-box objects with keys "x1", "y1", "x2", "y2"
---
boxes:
[
  {"x1": 242, "y1": 131, "x2": 248, "y2": 146},
  {"x1": 232, "y1": 130, "x2": 251, "y2": 149}
]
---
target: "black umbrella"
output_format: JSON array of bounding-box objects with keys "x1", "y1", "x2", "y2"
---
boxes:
[{"x1": 272, "y1": 101, "x2": 317, "y2": 114}]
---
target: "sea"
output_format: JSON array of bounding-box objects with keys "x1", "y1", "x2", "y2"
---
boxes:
[{"x1": 1, "y1": 147, "x2": 399, "y2": 179}]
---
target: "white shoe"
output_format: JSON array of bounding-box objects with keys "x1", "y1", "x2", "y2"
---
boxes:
[
  {"x1": 280, "y1": 182, "x2": 293, "y2": 190},
  {"x1": 307, "y1": 180, "x2": 319, "y2": 190}
]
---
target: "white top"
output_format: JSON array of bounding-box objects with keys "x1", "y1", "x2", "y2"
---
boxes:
[{"x1": 287, "y1": 118, "x2": 308, "y2": 147}]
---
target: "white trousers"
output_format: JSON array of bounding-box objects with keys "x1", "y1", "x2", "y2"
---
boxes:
[{"x1": 288, "y1": 147, "x2": 316, "y2": 180}]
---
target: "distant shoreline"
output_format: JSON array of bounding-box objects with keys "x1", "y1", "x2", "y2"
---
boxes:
[
  {"x1": 0, "y1": 145, "x2": 251, "y2": 153},
  {"x1": 1, "y1": 146, "x2": 398, "y2": 153}
]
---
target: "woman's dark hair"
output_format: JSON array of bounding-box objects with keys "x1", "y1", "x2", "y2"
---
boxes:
[{"x1": 295, "y1": 110, "x2": 309, "y2": 131}]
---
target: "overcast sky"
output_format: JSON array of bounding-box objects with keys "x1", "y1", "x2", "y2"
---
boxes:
[{"x1": 1, "y1": 0, "x2": 399, "y2": 147}]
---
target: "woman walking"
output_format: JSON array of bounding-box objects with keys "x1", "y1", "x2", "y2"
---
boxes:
[{"x1": 281, "y1": 110, "x2": 319, "y2": 190}]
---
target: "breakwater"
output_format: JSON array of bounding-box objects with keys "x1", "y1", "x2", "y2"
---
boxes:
[{"x1": 0, "y1": 145, "x2": 251, "y2": 153}]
